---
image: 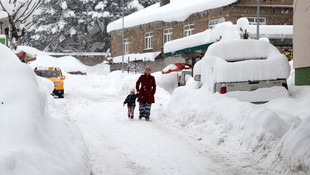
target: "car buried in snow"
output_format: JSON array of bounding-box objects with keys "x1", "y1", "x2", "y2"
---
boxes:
[
  {"x1": 34, "y1": 67, "x2": 66, "y2": 98},
  {"x1": 193, "y1": 40, "x2": 291, "y2": 103}
]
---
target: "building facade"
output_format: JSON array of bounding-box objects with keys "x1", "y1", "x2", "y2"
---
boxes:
[
  {"x1": 108, "y1": 0, "x2": 293, "y2": 60},
  {"x1": 293, "y1": 0, "x2": 310, "y2": 85}
]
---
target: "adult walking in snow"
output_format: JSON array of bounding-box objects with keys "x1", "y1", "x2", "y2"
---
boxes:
[{"x1": 136, "y1": 66, "x2": 156, "y2": 121}]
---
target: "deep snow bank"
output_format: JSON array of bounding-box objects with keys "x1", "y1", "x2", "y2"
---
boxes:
[
  {"x1": 166, "y1": 78, "x2": 310, "y2": 174},
  {"x1": 0, "y1": 44, "x2": 90, "y2": 175},
  {"x1": 29, "y1": 55, "x2": 89, "y2": 73},
  {"x1": 65, "y1": 70, "x2": 174, "y2": 100}
]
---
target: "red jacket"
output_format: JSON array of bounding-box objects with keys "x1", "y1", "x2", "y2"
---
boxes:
[{"x1": 136, "y1": 74, "x2": 156, "y2": 104}]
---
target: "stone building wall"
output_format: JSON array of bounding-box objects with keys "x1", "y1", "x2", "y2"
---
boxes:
[{"x1": 109, "y1": 0, "x2": 293, "y2": 58}]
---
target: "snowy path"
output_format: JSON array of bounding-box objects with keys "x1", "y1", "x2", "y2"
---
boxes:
[{"x1": 54, "y1": 74, "x2": 261, "y2": 175}]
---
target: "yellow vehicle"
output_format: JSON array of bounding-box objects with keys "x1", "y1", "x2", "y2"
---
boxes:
[{"x1": 34, "y1": 67, "x2": 66, "y2": 98}]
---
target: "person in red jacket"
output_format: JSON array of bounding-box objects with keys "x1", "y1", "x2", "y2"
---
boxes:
[{"x1": 136, "y1": 66, "x2": 156, "y2": 121}]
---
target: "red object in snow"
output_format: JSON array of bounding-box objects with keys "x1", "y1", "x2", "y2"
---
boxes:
[
  {"x1": 15, "y1": 51, "x2": 36, "y2": 63},
  {"x1": 162, "y1": 63, "x2": 192, "y2": 74},
  {"x1": 16, "y1": 51, "x2": 27, "y2": 58}
]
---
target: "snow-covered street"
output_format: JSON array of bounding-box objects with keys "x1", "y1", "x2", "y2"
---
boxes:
[
  {"x1": 23, "y1": 53, "x2": 309, "y2": 175},
  {"x1": 56, "y1": 73, "x2": 250, "y2": 175}
]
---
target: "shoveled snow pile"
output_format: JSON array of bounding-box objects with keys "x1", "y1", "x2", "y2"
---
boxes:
[
  {"x1": 164, "y1": 66, "x2": 310, "y2": 174},
  {"x1": 0, "y1": 44, "x2": 90, "y2": 175},
  {"x1": 29, "y1": 55, "x2": 89, "y2": 73},
  {"x1": 17, "y1": 46, "x2": 48, "y2": 56},
  {"x1": 225, "y1": 86, "x2": 289, "y2": 102},
  {"x1": 107, "y1": 0, "x2": 237, "y2": 32}
]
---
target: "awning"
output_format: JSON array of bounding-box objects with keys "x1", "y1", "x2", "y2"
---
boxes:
[
  {"x1": 162, "y1": 63, "x2": 192, "y2": 74},
  {"x1": 165, "y1": 42, "x2": 213, "y2": 57}
]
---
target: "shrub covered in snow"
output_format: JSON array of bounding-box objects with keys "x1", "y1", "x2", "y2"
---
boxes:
[{"x1": 0, "y1": 44, "x2": 90, "y2": 175}]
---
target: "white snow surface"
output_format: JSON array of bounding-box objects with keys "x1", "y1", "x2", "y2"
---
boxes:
[
  {"x1": 30, "y1": 55, "x2": 89, "y2": 73},
  {"x1": 164, "y1": 18, "x2": 292, "y2": 54},
  {"x1": 107, "y1": 0, "x2": 238, "y2": 32},
  {"x1": 110, "y1": 52, "x2": 161, "y2": 63},
  {"x1": 225, "y1": 86, "x2": 289, "y2": 102},
  {"x1": 14, "y1": 47, "x2": 310, "y2": 175},
  {"x1": 128, "y1": 0, "x2": 143, "y2": 10},
  {"x1": 164, "y1": 22, "x2": 243, "y2": 54},
  {"x1": 0, "y1": 44, "x2": 90, "y2": 175},
  {"x1": 248, "y1": 25, "x2": 293, "y2": 38},
  {"x1": 0, "y1": 10, "x2": 8, "y2": 19},
  {"x1": 162, "y1": 64, "x2": 178, "y2": 72},
  {"x1": 168, "y1": 79, "x2": 310, "y2": 174}
]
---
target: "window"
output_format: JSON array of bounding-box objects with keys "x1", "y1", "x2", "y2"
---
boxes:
[
  {"x1": 183, "y1": 24, "x2": 194, "y2": 37},
  {"x1": 246, "y1": 17, "x2": 267, "y2": 25},
  {"x1": 123, "y1": 38, "x2": 129, "y2": 55},
  {"x1": 163, "y1": 28, "x2": 173, "y2": 44},
  {"x1": 208, "y1": 17, "x2": 225, "y2": 29},
  {"x1": 144, "y1": 32, "x2": 153, "y2": 50}
]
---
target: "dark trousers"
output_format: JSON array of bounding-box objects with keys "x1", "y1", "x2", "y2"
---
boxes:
[
  {"x1": 127, "y1": 106, "x2": 135, "y2": 119},
  {"x1": 139, "y1": 102, "x2": 152, "y2": 119}
]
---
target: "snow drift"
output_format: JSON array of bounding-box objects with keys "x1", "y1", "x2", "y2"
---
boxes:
[
  {"x1": 166, "y1": 72, "x2": 310, "y2": 174},
  {"x1": 0, "y1": 44, "x2": 90, "y2": 175}
]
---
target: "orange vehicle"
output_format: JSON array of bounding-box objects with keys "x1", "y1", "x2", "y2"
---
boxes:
[{"x1": 34, "y1": 67, "x2": 66, "y2": 98}]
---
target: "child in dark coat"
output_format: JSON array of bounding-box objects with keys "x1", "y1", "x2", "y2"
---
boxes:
[{"x1": 123, "y1": 89, "x2": 139, "y2": 119}]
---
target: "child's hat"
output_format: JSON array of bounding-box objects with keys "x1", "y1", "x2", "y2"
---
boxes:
[{"x1": 130, "y1": 88, "x2": 135, "y2": 93}]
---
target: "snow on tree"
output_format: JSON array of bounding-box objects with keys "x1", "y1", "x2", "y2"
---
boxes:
[
  {"x1": 0, "y1": 0, "x2": 42, "y2": 49},
  {"x1": 138, "y1": 0, "x2": 159, "y2": 8},
  {"x1": 22, "y1": 0, "x2": 147, "y2": 52}
]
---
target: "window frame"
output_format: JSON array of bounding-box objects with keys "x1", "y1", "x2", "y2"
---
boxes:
[
  {"x1": 144, "y1": 32, "x2": 153, "y2": 50},
  {"x1": 123, "y1": 38, "x2": 129, "y2": 55},
  {"x1": 208, "y1": 17, "x2": 225, "y2": 29},
  {"x1": 183, "y1": 24, "x2": 195, "y2": 37},
  {"x1": 163, "y1": 28, "x2": 173, "y2": 45}
]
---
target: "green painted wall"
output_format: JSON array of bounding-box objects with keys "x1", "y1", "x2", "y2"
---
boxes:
[
  {"x1": 295, "y1": 67, "x2": 310, "y2": 86},
  {"x1": 0, "y1": 38, "x2": 5, "y2": 45}
]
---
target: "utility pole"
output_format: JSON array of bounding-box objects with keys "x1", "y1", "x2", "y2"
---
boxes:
[
  {"x1": 121, "y1": 0, "x2": 125, "y2": 73},
  {"x1": 257, "y1": 0, "x2": 260, "y2": 39}
]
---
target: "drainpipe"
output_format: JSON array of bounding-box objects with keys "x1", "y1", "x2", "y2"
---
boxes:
[
  {"x1": 122, "y1": 0, "x2": 125, "y2": 73},
  {"x1": 257, "y1": 0, "x2": 260, "y2": 39}
]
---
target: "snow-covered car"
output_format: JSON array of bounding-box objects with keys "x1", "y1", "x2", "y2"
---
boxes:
[
  {"x1": 194, "y1": 40, "x2": 291, "y2": 103},
  {"x1": 34, "y1": 67, "x2": 66, "y2": 98}
]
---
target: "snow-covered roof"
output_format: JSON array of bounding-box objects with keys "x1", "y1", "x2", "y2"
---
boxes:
[
  {"x1": 0, "y1": 10, "x2": 8, "y2": 20},
  {"x1": 164, "y1": 22, "x2": 238, "y2": 55},
  {"x1": 107, "y1": 0, "x2": 238, "y2": 32},
  {"x1": 247, "y1": 25, "x2": 293, "y2": 39},
  {"x1": 164, "y1": 22, "x2": 293, "y2": 55}
]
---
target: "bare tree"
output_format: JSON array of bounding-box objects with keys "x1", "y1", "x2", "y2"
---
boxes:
[{"x1": 0, "y1": 0, "x2": 41, "y2": 49}]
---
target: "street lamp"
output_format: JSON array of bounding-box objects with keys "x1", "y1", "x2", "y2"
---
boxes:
[
  {"x1": 257, "y1": 0, "x2": 260, "y2": 39},
  {"x1": 121, "y1": 0, "x2": 125, "y2": 73}
]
